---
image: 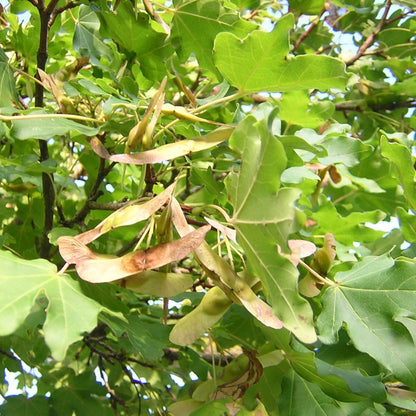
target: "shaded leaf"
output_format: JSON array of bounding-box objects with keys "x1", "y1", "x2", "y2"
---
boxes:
[
  {"x1": 91, "y1": 127, "x2": 234, "y2": 165},
  {"x1": 97, "y1": 2, "x2": 171, "y2": 80},
  {"x1": 317, "y1": 255, "x2": 416, "y2": 389},
  {"x1": 278, "y1": 370, "x2": 381, "y2": 416},
  {"x1": 214, "y1": 14, "x2": 347, "y2": 93},
  {"x1": 0, "y1": 251, "x2": 102, "y2": 360},
  {"x1": 58, "y1": 225, "x2": 210, "y2": 283},
  {"x1": 0, "y1": 47, "x2": 19, "y2": 107},
  {"x1": 73, "y1": 5, "x2": 118, "y2": 68}
]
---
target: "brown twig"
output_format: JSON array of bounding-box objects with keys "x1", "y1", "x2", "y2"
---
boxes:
[
  {"x1": 345, "y1": 0, "x2": 392, "y2": 66},
  {"x1": 292, "y1": 8, "x2": 326, "y2": 53},
  {"x1": 63, "y1": 160, "x2": 116, "y2": 227}
]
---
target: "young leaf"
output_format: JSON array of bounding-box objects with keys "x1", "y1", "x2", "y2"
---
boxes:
[
  {"x1": 58, "y1": 225, "x2": 210, "y2": 283},
  {"x1": 90, "y1": 127, "x2": 234, "y2": 165},
  {"x1": 317, "y1": 255, "x2": 416, "y2": 389}
]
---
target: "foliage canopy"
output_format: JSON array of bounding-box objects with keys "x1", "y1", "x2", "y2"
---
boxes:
[{"x1": 1, "y1": 0, "x2": 416, "y2": 415}]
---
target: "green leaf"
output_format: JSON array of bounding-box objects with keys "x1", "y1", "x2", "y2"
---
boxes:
[
  {"x1": 0, "y1": 47, "x2": 19, "y2": 107},
  {"x1": 9, "y1": 113, "x2": 99, "y2": 140},
  {"x1": 226, "y1": 116, "x2": 316, "y2": 343},
  {"x1": 310, "y1": 200, "x2": 385, "y2": 245},
  {"x1": 287, "y1": 350, "x2": 384, "y2": 402},
  {"x1": 214, "y1": 14, "x2": 347, "y2": 93},
  {"x1": 289, "y1": 0, "x2": 325, "y2": 15},
  {"x1": 317, "y1": 255, "x2": 416, "y2": 389},
  {"x1": 1, "y1": 396, "x2": 50, "y2": 416},
  {"x1": 397, "y1": 207, "x2": 416, "y2": 242},
  {"x1": 0, "y1": 251, "x2": 103, "y2": 360},
  {"x1": 98, "y1": 2, "x2": 171, "y2": 80},
  {"x1": 278, "y1": 370, "x2": 382, "y2": 416},
  {"x1": 279, "y1": 91, "x2": 335, "y2": 129},
  {"x1": 73, "y1": 5, "x2": 118, "y2": 68},
  {"x1": 318, "y1": 136, "x2": 373, "y2": 167},
  {"x1": 380, "y1": 135, "x2": 416, "y2": 212},
  {"x1": 50, "y1": 370, "x2": 110, "y2": 416},
  {"x1": 171, "y1": 0, "x2": 254, "y2": 76}
]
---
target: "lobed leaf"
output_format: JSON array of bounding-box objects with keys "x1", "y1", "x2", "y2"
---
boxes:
[
  {"x1": 317, "y1": 255, "x2": 416, "y2": 389},
  {"x1": 214, "y1": 14, "x2": 347, "y2": 93},
  {"x1": 0, "y1": 251, "x2": 102, "y2": 360}
]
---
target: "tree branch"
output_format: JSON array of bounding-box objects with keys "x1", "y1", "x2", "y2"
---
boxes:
[
  {"x1": 346, "y1": 0, "x2": 392, "y2": 66},
  {"x1": 335, "y1": 99, "x2": 416, "y2": 112},
  {"x1": 35, "y1": 1, "x2": 56, "y2": 258},
  {"x1": 292, "y1": 8, "x2": 326, "y2": 53},
  {"x1": 63, "y1": 160, "x2": 116, "y2": 227}
]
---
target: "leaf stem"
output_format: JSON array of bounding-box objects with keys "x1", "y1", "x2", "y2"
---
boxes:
[
  {"x1": 298, "y1": 259, "x2": 336, "y2": 287},
  {"x1": 0, "y1": 113, "x2": 103, "y2": 123}
]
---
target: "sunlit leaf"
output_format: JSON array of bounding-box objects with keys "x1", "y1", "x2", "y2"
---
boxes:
[
  {"x1": 214, "y1": 14, "x2": 347, "y2": 93},
  {"x1": 0, "y1": 251, "x2": 102, "y2": 360},
  {"x1": 171, "y1": 0, "x2": 254, "y2": 75}
]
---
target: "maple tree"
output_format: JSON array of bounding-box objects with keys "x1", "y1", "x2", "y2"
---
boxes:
[{"x1": 1, "y1": 0, "x2": 416, "y2": 414}]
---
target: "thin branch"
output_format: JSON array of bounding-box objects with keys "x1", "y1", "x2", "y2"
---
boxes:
[
  {"x1": 385, "y1": 8, "x2": 416, "y2": 26},
  {"x1": 0, "y1": 348, "x2": 19, "y2": 361},
  {"x1": 335, "y1": 99, "x2": 416, "y2": 112},
  {"x1": 292, "y1": 8, "x2": 326, "y2": 53},
  {"x1": 35, "y1": 0, "x2": 56, "y2": 258},
  {"x1": 63, "y1": 160, "x2": 116, "y2": 227},
  {"x1": 50, "y1": 1, "x2": 79, "y2": 25},
  {"x1": 346, "y1": 0, "x2": 392, "y2": 66}
]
